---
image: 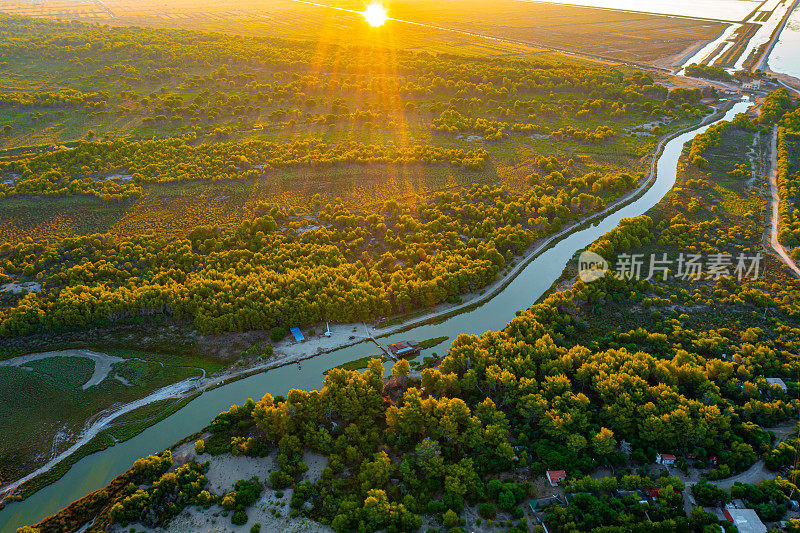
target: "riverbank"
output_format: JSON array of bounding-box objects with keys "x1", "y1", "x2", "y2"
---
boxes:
[{"x1": 370, "y1": 102, "x2": 740, "y2": 337}]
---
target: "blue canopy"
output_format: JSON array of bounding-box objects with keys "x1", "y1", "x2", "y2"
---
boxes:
[{"x1": 289, "y1": 326, "x2": 304, "y2": 342}]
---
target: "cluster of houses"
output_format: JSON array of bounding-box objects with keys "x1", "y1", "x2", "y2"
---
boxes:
[
  {"x1": 534, "y1": 450, "x2": 793, "y2": 532},
  {"x1": 535, "y1": 469, "x2": 781, "y2": 533}
]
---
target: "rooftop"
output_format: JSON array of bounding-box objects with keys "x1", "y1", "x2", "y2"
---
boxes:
[
  {"x1": 546, "y1": 470, "x2": 567, "y2": 484},
  {"x1": 388, "y1": 340, "x2": 421, "y2": 355},
  {"x1": 723, "y1": 509, "x2": 767, "y2": 533}
]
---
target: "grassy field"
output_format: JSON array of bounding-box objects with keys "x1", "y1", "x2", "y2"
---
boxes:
[
  {"x1": 0, "y1": 349, "x2": 221, "y2": 484},
  {"x1": 0, "y1": 0, "x2": 723, "y2": 64}
]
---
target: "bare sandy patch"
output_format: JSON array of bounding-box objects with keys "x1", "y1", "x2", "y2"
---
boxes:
[
  {"x1": 1, "y1": 281, "x2": 41, "y2": 294},
  {"x1": 202, "y1": 453, "x2": 276, "y2": 494},
  {"x1": 115, "y1": 498, "x2": 333, "y2": 533},
  {"x1": 300, "y1": 451, "x2": 326, "y2": 484}
]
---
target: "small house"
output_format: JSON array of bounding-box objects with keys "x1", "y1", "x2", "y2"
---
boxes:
[
  {"x1": 656, "y1": 453, "x2": 676, "y2": 466},
  {"x1": 388, "y1": 340, "x2": 422, "y2": 358},
  {"x1": 546, "y1": 469, "x2": 567, "y2": 487},
  {"x1": 529, "y1": 495, "x2": 564, "y2": 511}
]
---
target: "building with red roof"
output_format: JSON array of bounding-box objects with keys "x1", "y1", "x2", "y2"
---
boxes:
[
  {"x1": 656, "y1": 453, "x2": 676, "y2": 465},
  {"x1": 546, "y1": 470, "x2": 567, "y2": 486}
]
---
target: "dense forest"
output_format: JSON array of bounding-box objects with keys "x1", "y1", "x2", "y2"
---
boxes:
[{"x1": 0, "y1": 168, "x2": 637, "y2": 336}]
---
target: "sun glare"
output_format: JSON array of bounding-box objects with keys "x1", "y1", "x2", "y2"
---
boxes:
[{"x1": 363, "y1": 3, "x2": 388, "y2": 27}]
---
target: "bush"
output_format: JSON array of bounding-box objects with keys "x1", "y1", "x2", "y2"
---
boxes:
[
  {"x1": 498, "y1": 490, "x2": 516, "y2": 510},
  {"x1": 270, "y1": 470, "x2": 293, "y2": 489},
  {"x1": 232, "y1": 507, "x2": 248, "y2": 525},
  {"x1": 194, "y1": 439, "x2": 205, "y2": 455},
  {"x1": 234, "y1": 477, "x2": 264, "y2": 507},
  {"x1": 478, "y1": 502, "x2": 496, "y2": 518},
  {"x1": 250, "y1": 523, "x2": 261, "y2": 533},
  {"x1": 443, "y1": 509, "x2": 459, "y2": 528},
  {"x1": 270, "y1": 326, "x2": 288, "y2": 342}
]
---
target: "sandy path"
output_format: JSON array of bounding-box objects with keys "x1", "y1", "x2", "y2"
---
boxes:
[
  {"x1": 680, "y1": 420, "x2": 798, "y2": 511},
  {"x1": 767, "y1": 125, "x2": 800, "y2": 277},
  {"x1": 0, "y1": 349, "x2": 125, "y2": 390}
]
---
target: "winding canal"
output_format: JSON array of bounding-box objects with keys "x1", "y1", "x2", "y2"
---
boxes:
[{"x1": 0, "y1": 97, "x2": 755, "y2": 531}]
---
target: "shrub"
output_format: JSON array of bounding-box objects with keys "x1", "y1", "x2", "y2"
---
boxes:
[
  {"x1": 270, "y1": 326, "x2": 288, "y2": 342},
  {"x1": 478, "y1": 502, "x2": 496, "y2": 519},
  {"x1": 232, "y1": 507, "x2": 248, "y2": 525},
  {"x1": 270, "y1": 470, "x2": 293, "y2": 489},
  {"x1": 194, "y1": 439, "x2": 205, "y2": 455},
  {"x1": 498, "y1": 490, "x2": 516, "y2": 510},
  {"x1": 443, "y1": 509, "x2": 459, "y2": 528}
]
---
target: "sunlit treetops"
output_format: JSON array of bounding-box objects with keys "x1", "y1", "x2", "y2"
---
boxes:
[{"x1": 0, "y1": 169, "x2": 640, "y2": 337}]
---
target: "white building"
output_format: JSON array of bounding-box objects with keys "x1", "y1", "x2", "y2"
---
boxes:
[
  {"x1": 723, "y1": 508, "x2": 767, "y2": 533},
  {"x1": 656, "y1": 453, "x2": 676, "y2": 466}
]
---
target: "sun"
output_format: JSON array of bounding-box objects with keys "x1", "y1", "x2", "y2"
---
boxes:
[{"x1": 363, "y1": 3, "x2": 388, "y2": 27}]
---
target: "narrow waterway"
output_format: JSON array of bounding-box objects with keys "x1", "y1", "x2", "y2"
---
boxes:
[{"x1": 0, "y1": 99, "x2": 754, "y2": 531}]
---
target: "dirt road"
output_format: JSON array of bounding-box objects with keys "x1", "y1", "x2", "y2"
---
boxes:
[{"x1": 767, "y1": 125, "x2": 800, "y2": 278}]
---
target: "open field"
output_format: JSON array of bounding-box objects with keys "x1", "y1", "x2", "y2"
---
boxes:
[
  {"x1": 0, "y1": 13, "x2": 701, "y2": 244},
  {"x1": 0, "y1": 0, "x2": 724, "y2": 64},
  {"x1": 0, "y1": 347, "x2": 221, "y2": 485}
]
